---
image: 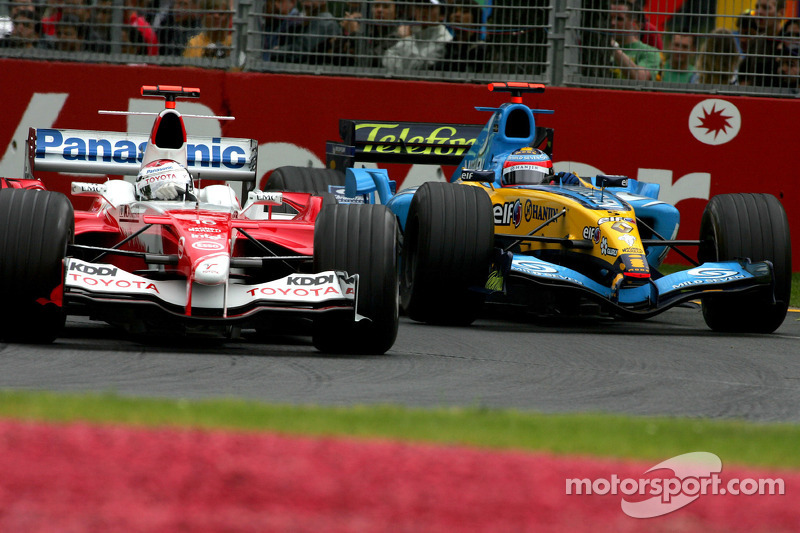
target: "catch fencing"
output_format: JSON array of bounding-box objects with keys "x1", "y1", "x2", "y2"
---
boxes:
[{"x1": 1, "y1": 0, "x2": 797, "y2": 97}]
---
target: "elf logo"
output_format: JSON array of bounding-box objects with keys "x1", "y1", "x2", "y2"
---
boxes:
[{"x1": 493, "y1": 200, "x2": 522, "y2": 227}]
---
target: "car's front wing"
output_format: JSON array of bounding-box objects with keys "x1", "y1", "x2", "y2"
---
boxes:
[
  {"x1": 499, "y1": 256, "x2": 774, "y2": 319},
  {"x1": 63, "y1": 258, "x2": 359, "y2": 324}
]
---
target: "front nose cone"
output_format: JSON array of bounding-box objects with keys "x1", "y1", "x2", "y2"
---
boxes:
[{"x1": 194, "y1": 254, "x2": 230, "y2": 285}]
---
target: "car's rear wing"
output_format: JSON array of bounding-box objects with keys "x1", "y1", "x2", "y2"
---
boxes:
[
  {"x1": 326, "y1": 119, "x2": 553, "y2": 170},
  {"x1": 26, "y1": 127, "x2": 258, "y2": 184}
]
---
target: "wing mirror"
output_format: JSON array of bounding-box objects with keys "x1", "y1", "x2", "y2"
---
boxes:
[
  {"x1": 595, "y1": 174, "x2": 629, "y2": 188},
  {"x1": 460, "y1": 169, "x2": 496, "y2": 182}
]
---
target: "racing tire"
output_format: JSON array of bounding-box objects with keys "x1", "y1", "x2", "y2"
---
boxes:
[
  {"x1": 0, "y1": 189, "x2": 74, "y2": 343},
  {"x1": 264, "y1": 166, "x2": 345, "y2": 194},
  {"x1": 400, "y1": 182, "x2": 494, "y2": 325},
  {"x1": 698, "y1": 193, "x2": 791, "y2": 333},
  {"x1": 264, "y1": 167, "x2": 343, "y2": 214},
  {"x1": 312, "y1": 204, "x2": 399, "y2": 355}
]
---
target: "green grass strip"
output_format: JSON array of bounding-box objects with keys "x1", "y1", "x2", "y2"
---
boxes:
[{"x1": 1, "y1": 389, "x2": 798, "y2": 470}]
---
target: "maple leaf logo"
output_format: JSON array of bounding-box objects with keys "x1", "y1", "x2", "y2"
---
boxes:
[{"x1": 695, "y1": 104, "x2": 733, "y2": 140}]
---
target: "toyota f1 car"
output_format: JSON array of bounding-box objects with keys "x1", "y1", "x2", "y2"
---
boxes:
[
  {"x1": 0, "y1": 85, "x2": 399, "y2": 354},
  {"x1": 274, "y1": 82, "x2": 791, "y2": 333}
]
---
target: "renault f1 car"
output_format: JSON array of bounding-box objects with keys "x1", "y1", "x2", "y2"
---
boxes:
[
  {"x1": 280, "y1": 82, "x2": 791, "y2": 333},
  {"x1": 0, "y1": 85, "x2": 399, "y2": 354}
]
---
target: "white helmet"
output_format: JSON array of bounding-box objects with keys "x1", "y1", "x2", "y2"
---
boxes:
[{"x1": 135, "y1": 159, "x2": 194, "y2": 201}]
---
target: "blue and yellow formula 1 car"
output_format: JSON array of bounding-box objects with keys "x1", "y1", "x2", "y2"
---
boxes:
[{"x1": 271, "y1": 83, "x2": 792, "y2": 333}]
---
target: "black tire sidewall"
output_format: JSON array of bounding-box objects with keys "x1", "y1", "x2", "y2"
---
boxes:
[
  {"x1": 400, "y1": 181, "x2": 494, "y2": 324},
  {"x1": 312, "y1": 204, "x2": 399, "y2": 354},
  {"x1": 699, "y1": 193, "x2": 791, "y2": 333},
  {"x1": 0, "y1": 189, "x2": 74, "y2": 342},
  {"x1": 264, "y1": 166, "x2": 345, "y2": 194}
]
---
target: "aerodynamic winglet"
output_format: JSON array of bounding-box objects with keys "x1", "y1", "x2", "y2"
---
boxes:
[{"x1": 141, "y1": 85, "x2": 201, "y2": 109}]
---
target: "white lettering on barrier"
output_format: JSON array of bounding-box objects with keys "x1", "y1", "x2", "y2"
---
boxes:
[
  {"x1": 0, "y1": 92, "x2": 68, "y2": 177},
  {"x1": 636, "y1": 169, "x2": 710, "y2": 206}
]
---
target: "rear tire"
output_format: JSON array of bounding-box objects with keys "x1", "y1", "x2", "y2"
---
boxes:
[
  {"x1": 400, "y1": 182, "x2": 494, "y2": 325},
  {"x1": 0, "y1": 189, "x2": 74, "y2": 343},
  {"x1": 698, "y1": 193, "x2": 791, "y2": 333},
  {"x1": 264, "y1": 166, "x2": 345, "y2": 194},
  {"x1": 312, "y1": 204, "x2": 399, "y2": 354},
  {"x1": 264, "y1": 167, "x2": 343, "y2": 214}
]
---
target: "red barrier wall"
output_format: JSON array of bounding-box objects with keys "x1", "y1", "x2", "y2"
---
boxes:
[{"x1": 1, "y1": 59, "x2": 797, "y2": 269}]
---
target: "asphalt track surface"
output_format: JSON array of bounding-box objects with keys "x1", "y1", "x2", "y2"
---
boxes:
[{"x1": 1, "y1": 306, "x2": 799, "y2": 423}]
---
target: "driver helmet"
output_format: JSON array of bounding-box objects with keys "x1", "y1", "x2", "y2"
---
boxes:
[
  {"x1": 135, "y1": 159, "x2": 194, "y2": 201},
  {"x1": 501, "y1": 148, "x2": 554, "y2": 185}
]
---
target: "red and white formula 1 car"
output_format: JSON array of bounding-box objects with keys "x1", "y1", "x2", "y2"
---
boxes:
[{"x1": 0, "y1": 85, "x2": 399, "y2": 354}]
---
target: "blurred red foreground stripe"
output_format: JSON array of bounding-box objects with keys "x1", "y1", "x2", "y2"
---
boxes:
[{"x1": 0, "y1": 419, "x2": 796, "y2": 533}]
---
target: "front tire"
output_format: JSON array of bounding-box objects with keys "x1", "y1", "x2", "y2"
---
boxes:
[
  {"x1": 400, "y1": 182, "x2": 494, "y2": 325},
  {"x1": 0, "y1": 189, "x2": 74, "y2": 343},
  {"x1": 312, "y1": 204, "x2": 399, "y2": 354},
  {"x1": 698, "y1": 193, "x2": 791, "y2": 333}
]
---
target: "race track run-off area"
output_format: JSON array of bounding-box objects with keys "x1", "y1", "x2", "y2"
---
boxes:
[{"x1": 0, "y1": 419, "x2": 796, "y2": 533}]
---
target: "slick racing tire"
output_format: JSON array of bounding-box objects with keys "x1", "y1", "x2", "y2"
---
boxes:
[
  {"x1": 0, "y1": 189, "x2": 74, "y2": 343},
  {"x1": 312, "y1": 204, "x2": 399, "y2": 355},
  {"x1": 400, "y1": 182, "x2": 494, "y2": 325},
  {"x1": 698, "y1": 193, "x2": 791, "y2": 333},
  {"x1": 264, "y1": 167, "x2": 343, "y2": 213},
  {"x1": 264, "y1": 166, "x2": 345, "y2": 195}
]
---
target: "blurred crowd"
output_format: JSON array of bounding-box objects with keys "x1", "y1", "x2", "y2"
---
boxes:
[
  {"x1": 0, "y1": 0, "x2": 225, "y2": 56},
  {"x1": 1, "y1": 0, "x2": 797, "y2": 91},
  {"x1": 606, "y1": 0, "x2": 799, "y2": 91}
]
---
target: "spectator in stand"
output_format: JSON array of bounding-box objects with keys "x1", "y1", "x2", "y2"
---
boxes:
[
  {"x1": 41, "y1": 0, "x2": 86, "y2": 40},
  {"x1": 184, "y1": 0, "x2": 232, "y2": 59},
  {"x1": 692, "y1": 27, "x2": 740, "y2": 85},
  {"x1": 54, "y1": 12, "x2": 88, "y2": 51},
  {"x1": 739, "y1": 0, "x2": 785, "y2": 88},
  {"x1": 39, "y1": 0, "x2": 104, "y2": 50},
  {"x1": 608, "y1": 0, "x2": 662, "y2": 81},
  {"x1": 332, "y1": 0, "x2": 409, "y2": 67},
  {"x1": 40, "y1": 0, "x2": 63, "y2": 39},
  {"x1": 88, "y1": 0, "x2": 113, "y2": 53},
  {"x1": 1, "y1": 0, "x2": 37, "y2": 36},
  {"x1": 157, "y1": 0, "x2": 202, "y2": 55},
  {"x1": 261, "y1": 0, "x2": 301, "y2": 61},
  {"x1": 774, "y1": 42, "x2": 799, "y2": 90},
  {"x1": 733, "y1": 9, "x2": 759, "y2": 57},
  {"x1": 434, "y1": 0, "x2": 485, "y2": 73},
  {"x1": 268, "y1": 0, "x2": 340, "y2": 64},
  {"x1": 660, "y1": 32, "x2": 696, "y2": 83},
  {"x1": 778, "y1": 17, "x2": 800, "y2": 55},
  {"x1": 370, "y1": 0, "x2": 410, "y2": 43},
  {"x1": 485, "y1": 0, "x2": 548, "y2": 76},
  {"x1": 761, "y1": 19, "x2": 800, "y2": 88},
  {"x1": 121, "y1": 21, "x2": 148, "y2": 54},
  {"x1": 383, "y1": 0, "x2": 451, "y2": 74},
  {"x1": 0, "y1": 5, "x2": 43, "y2": 49},
  {"x1": 5, "y1": 0, "x2": 37, "y2": 20},
  {"x1": 780, "y1": 17, "x2": 800, "y2": 39},
  {"x1": 753, "y1": 0, "x2": 785, "y2": 35},
  {"x1": 638, "y1": 4, "x2": 663, "y2": 51},
  {"x1": 124, "y1": 0, "x2": 159, "y2": 55}
]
